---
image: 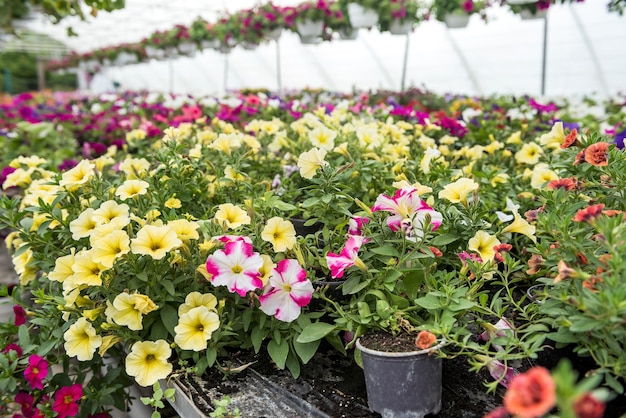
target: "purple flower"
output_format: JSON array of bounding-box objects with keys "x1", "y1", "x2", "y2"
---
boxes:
[{"x1": 614, "y1": 128, "x2": 626, "y2": 149}]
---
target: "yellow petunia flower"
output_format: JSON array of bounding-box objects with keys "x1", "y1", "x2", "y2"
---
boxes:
[
  {"x1": 297, "y1": 148, "x2": 328, "y2": 180},
  {"x1": 502, "y1": 212, "x2": 537, "y2": 243},
  {"x1": 69, "y1": 208, "x2": 99, "y2": 240},
  {"x1": 468, "y1": 231, "x2": 501, "y2": 263},
  {"x1": 214, "y1": 203, "x2": 251, "y2": 230},
  {"x1": 115, "y1": 179, "x2": 149, "y2": 201},
  {"x1": 178, "y1": 292, "x2": 218, "y2": 316},
  {"x1": 515, "y1": 142, "x2": 543, "y2": 165},
  {"x1": 130, "y1": 224, "x2": 182, "y2": 260},
  {"x1": 105, "y1": 292, "x2": 158, "y2": 331},
  {"x1": 261, "y1": 217, "x2": 297, "y2": 253},
  {"x1": 438, "y1": 178, "x2": 479, "y2": 207},
  {"x1": 90, "y1": 229, "x2": 131, "y2": 268},
  {"x1": 63, "y1": 317, "x2": 102, "y2": 361},
  {"x1": 308, "y1": 126, "x2": 337, "y2": 150},
  {"x1": 125, "y1": 340, "x2": 173, "y2": 387},
  {"x1": 174, "y1": 306, "x2": 220, "y2": 351},
  {"x1": 59, "y1": 160, "x2": 95, "y2": 190}
]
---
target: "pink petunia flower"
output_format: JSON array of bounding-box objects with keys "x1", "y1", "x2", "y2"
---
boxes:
[
  {"x1": 3, "y1": 343, "x2": 23, "y2": 359},
  {"x1": 486, "y1": 359, "x2": 517, "y2": 388},
  {"x1": 371, "y1": 187, "x2": 442, "y2": 240},
  {"x1": 326, "y1": 235, "x2": 369, "y2": 279},
  {"x1": 24, "y1": 354, "x2": 49, "y2": 390},
  {"x1": 52, "y1": 384, "x2": 83, "y2": 418},
  {"x1": 348, "y1": 216, "x2": 369, "y2": 236},
  {"x1": 206, "y1": 240, "x2": 264, "y2": 297},
  {"x1": 15, "y1": 392, "x2": 35, "y2": 418},
  {"x1": 259, "y1": 259, "x2": 314, "y2": 322},
  {"x1": 13, "y1": 305, "x2": 26, "y2": 326}
]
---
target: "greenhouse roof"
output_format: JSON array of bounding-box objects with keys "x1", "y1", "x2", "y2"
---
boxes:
[{"x1": 6, "y1": 0, "x2": 626, "y2": 97}]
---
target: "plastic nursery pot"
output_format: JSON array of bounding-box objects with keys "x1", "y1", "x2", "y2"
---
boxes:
[
  {"x1": 356, "y1": 338, "x2": 446, "y2": 418},
  {"x1": 526, "y1": 284, "x2": 548, "y2": 304}
]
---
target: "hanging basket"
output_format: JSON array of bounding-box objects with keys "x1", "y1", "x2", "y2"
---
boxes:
[
  {"x1": 241, "y1": 42, "x2": 259, "y2": 51},
  {"x1": 296, "y1": 19, "x2": 325, "y2": 38},
  {"x1": 177, "y1": 42, "x2": 197, "y2": 57},
  {"x1": 443, "y1": 13, "x2": 470, "y2": 28},
  {"x1": 388, "y1": 19, "x2": 412, "y2": 35},
  {"x1": 338, "y1": 27, "x2": 359, "y2": 40},
  {"x1": 519, "y1": 8, "x2": 548, "y2": 20},
  {"x1": 506, "y1": 0, "x2": 538, "y2": 4},
  {"x1": 347, "y1": 3, "x2": 380, "y2": 28},
  {"x1": 200, "y1": 39, "x2": 219, "y2": 50},
  {"x1": 298, "y1": 34, "x2": 322, "y2": 45},
  {"x1": 357, "y1": 337, "x2": 446, "y2": 418},
  {"x1": 266, "y1": 27, "x2": 282, "y2": 41}
]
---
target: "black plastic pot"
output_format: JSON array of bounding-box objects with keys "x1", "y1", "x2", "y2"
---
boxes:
[
  {"x1": 289, "y1": 217, "x2": 323, "y2": 237},
  {"x1": 356, "y1": 338, "x2": 446, "y2": 418}
]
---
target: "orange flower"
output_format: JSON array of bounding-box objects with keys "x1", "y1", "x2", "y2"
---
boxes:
[
  {"x1": 573, "y1": 150, "x2": 586, "y2": 165},
  {"x1": 526, "y1": 254, "x2": 545, "y2": 275},
  {"x1": 415, "y1": 330, "x2": 437, "y2": 350},
  {"x1": 493, "y1": 243, "x2": 513, "y2": 263},
  {"x1": 547, "y1": 177, "x2": 578, "y2": 191},
  {"x1": 583, "y1": 142, "x2": 609, "y2": 166},
  {"x1": 572, "y1": 204, "x2": 604, "y2": 223},
  {"x1": 582, "y1": 276, "x2": 603, "y2": 292},
  {"x1": 503, "y1": 366, "x2": 556, "y2": 418},
  {"x1": 429, "y1": 246, "x2": 443, "y2": 257},
  {"x1": 560, "y1": 128, "x2": 578, "y2": 149},
  {"x1": 554, "y1": 260, "x2": 576, "y2": 283}
]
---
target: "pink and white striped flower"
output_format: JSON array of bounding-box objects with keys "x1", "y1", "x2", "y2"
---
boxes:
[
  {"x1": 206, "y1": 240, "x2": 263, "y2": 297},
  {"x1": 259, "y1": 259, "x2": 313, "y2": 322},
  {"x1": 371, "y1": 186, "x2": 442, "y2": 239},
  {"x1": 326, "y1": 235, "x2": 369, "y2": 279},
  {"x1": 348, "y1": 216, "x2": 369, "y2": 236}
]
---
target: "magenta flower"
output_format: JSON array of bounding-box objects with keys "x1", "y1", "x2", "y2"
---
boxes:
[
  {"x1": 14, "y1": 392, "x2": 35, "y2": 418},
  {"x1": 326, "y1": 235, "x2": 369, "y2": 279},
  {"x1": 13, "y1": 305, "x2": 26, "y2": 326},
  {"x1": 206, "y1": 240, "x2": 264, "y2": 297},
  {"x1": 52, "y1": 384, "x2": 83, "y2": 418},
  {"x1": 348, "y1": 216, "x2": 369, "y2": 236},
  {"x1": 371, "y1": 187, "x2": 442, "y2": 239},
  {"x1": 24, "y1": 354, "x2": 49, "y2": 390},
  {"x1": 458, "y1": 251, "x2": 483, "y2": 264},
  {"x1": 486, "y1": 359, "x2": 517, "y2": 388},
  {"x1": 259, "y1": 259, "x2": 314, "y2": 322},
  {"x1": 3, "y1": 343, "x2": 23, "y2": 359},
  {"x1": 462, "y1": 0, "x2": 474, "y2": 13}
]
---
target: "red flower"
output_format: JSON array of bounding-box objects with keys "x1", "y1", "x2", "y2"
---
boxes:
[
  {"x1": 547, "y1": 177, "x2": 578, "y2": 191},
  {"x1": 503, "y1": 367, "x2": 555, "y2": 418},
  {"x1": 560, "y1": 128, "x2": 578, "y2": 149},
  {"x1": 583, "y1": 142, "x2": 609, "y2": 166},
  {"x1": 572, "y1": 204, "x2": 604, "y2": 223},
  {"x1": 415, "y1": 330, "x2": 437, "y2": 350},
  {"x1": 2, "y1": 343, "x2": 22, "y2": 358},
  {"x1": 13, "y1": 305, "x2": 26, "y2": 326},
  {"x1": 52, "y1": 384, "x2": 83, "y2": 418},
  {"x1": 24, "y1": 354, "x2": 49, "y2": 390},
  {"x1": 573, "y1": 392, "x2": 605, "y2": 418}
]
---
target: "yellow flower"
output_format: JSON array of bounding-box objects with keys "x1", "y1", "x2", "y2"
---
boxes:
[
  {"x1": 69, "y1": 208, "x2": 99, "y2": 240},
  {"x1": 59, "y1": 160, "x2": 95, "y2": 190},
  {"x1": 63, "y1": 317, "x2": 102, "y2": 361},
  {"x1": 131, "y1": 224, "x2": 182, "y2": 260},
  {"x1": 174, "y1": 306, "x2": 220, "y2": 351},
  {"x1": 99, "y1": 335, "x2": 122, "y2": 356},
  {"x1": 538, "y1": 122, "x2": 565, "y2": 151},
  {"x1": 308, "y1": 126, "x2": 337, "y2": 150},
  {"x1": 48, "y1": 250, "x2": 76, "y2": 284},
  {"x1": 530, "y1": 164, "x2": 559, "y2": 189},
  {"x1": 490, "y1": 173, "x2": 510, "y2": 187},
  {"x1": 297, "y1": 148, "x2": 328, "y2": 180},
  {"x1": 502, "y1": 212, "x2": 537, "y2": 243},
  {"x1": 468, "y1": 231, "x2": 501, "y2": 262},
  {"x1": 258, "y1": 254, "x2": 276, "y2": 286},
  {"x1": 484, "y1": 141, "x2": 504, "y2": 154},
  {"x1": 90, "y1": 229, "x2": 131, "y2": 268},
  {"x1": 438, "y1": 178, "x2": 479, "y2": 206},
  {"x1": 515, "y1": 142, "x2": 543, "y2": 165},
  {"x1": 119, "y1": 157, "x2": 150, "y2": 178},
  {"x1": 224, "y1": 165, "x2": 246, "y2": 181},
  {"x1": 209, "y1": 133, "x2": 242, "y2": 155},
  {"x1": 92, "y1": 200, "x2": 131, "y2": 229},
  {"x1": 125, "y1": 340, "x2": 173, "y2": 387},
  {"x1": 105, "y1": 292, "x2": 158, "y2": 331},
  {"x1": 164, "y1": 197, "x2": 182, "y2": 209},
  {"x1": 168, "y1": 219, "x2": 200, "y2": 242},
  {"x1": 178, "y1": 292, "x2": 218, "y2": 316},
  {"x1": 214, "y1": 203, "x2": 251, "y2": 230},
  {"x1": 506, "y1": 131, "x2": 522, "y2": 145},
  {"x1": 261, "y1": 217, "x2": 297, "y2": 252},
  {"x1": 68, "y1": 250, "x2": 106, "y2": 290},
  {"x1": 115, "y1": 179, "x2": 149, "y2": 201},
  {"x1": 420, "y1": 147, "x2": 441, "y2": 175}
]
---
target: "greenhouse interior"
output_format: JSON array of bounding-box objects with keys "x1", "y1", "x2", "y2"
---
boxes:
[{"x1": 1, "y1": 1, "x2": 626, "y2": 418}]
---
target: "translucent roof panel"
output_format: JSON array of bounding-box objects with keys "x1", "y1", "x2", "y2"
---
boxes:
[{"x1": 16, "y1": 1, "x2": 626, "y2": 97}]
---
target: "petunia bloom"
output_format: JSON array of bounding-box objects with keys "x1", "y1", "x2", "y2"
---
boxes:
[
  {"x1": 297, "y1": 147, "x2": 328, "y2": 179},
  {"x1": 261, "y1": 217, "x2": 297, "y2": 252},
  {"x1": 468, "y1": 231, "x2": 501, "y2": 263},
  {"x1": 572, "y1": 204, "x2": 605, "y2": 223},
  {"x1": 52, "y1": 384, "x2": 83, "y2": 418},
  {"x1": 583, "y1": 142, "x2": 609, "y2": 166},
  {"x1": 24, "y1": 354, "x2": 49, "y2": 390},
  {"x1": 503, "y1": 366, "x2": 555, "y2": 418},
  {"x1": 174, "y1": 306, "x2": 220, "y2": 351},
  {"x1": 64, "y1": 317, "x2": 103, "y2": 361},
  {"x1": 125, "y1": 340, "x2": 173, "y2": 387},
  {"x1": 372, "y1": 186, "x2": 442, "y2": 239},
  {"x1": 130, "y1": 224, "x2": 182, "y2": 260},
  {"x1": 206, "y1": 239, "x2": 264, "y2": 297},
  {"x1": 438, "y1": 178, "x2": 479, "y2": 207},
  {"x1": 486, "y1": 359, "x2": 517, "y2": 388},
  {"x1": 415, "y1": 330, "x2": 437, "y2": 350},
  {"x1": 501, "y1": 212, "x2": 536, "y2": 243},
  {"x1": 573, "y1": 392, "x2": 605, "y2": 418},
  {"x1": 326, "y1": 235, "x2": 369, "y2": 279},
  {"x1": 259, "y1": 259, "x2": 314, "y2": 322},
  {"x1": 13, "y1": 304, "x2": 26, "y2": 326},
  {"x1": 105, "y1": 292, "x2": 158, "y2": 331},
  {"x1": 214, "y1": 203, "x2": 251, "y2": 230}
]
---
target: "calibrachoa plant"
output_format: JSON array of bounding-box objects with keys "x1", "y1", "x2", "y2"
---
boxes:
[{"x1": 1, "y1": 88, "x2": 625, "y2": 416}]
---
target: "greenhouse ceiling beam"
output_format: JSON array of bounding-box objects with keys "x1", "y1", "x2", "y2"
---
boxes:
[
  {"x1": 445, "y1": 30, "x2": 482, "y2": 95},
  {"x1": 358, "y1": 36, "x2": 395, "y2": 90},
  {"x1": 569, "y1": 5, "x2": 609, "y2": 96}
]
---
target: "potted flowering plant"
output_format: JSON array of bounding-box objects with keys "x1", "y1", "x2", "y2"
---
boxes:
[
  {"x1": 188, "y1": 17, "x2": 219, "y2": 50},
  {"x1": 431, "y1": 0, "x2": 489, "y2": 27},
  {"x1": 377, "y1": 0, "x2": 428, "y2": 35},
  {"x1": 292, "y1": 0, "x2": 334, "y2": 43},
  {"x1": 339, "y1": 0, "x2": 381, "y2": 28}
]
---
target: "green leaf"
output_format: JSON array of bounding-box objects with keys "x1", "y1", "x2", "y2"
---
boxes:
[
  {"x1": 285, "y1": 351, "x2": 301, "y2": 379},
  {"x1": 164, "y1": 388, "x2": 176, "y2": 400},
  {"x1": 18, "y1": 325, "x2": 30, "y2": 346},
  {"x1": 569, "y1": 317, "x2": 600, "y2": 333},
  {"x1": 251, "y1": 326, "x2": 264, "y2": 353},
  {"x1": 415, "y1": 294, "x2": 442, "y2": 310},
  {"x1": 267, "y1": 338, "x2": 289, "y2": 369},
  {"x1": 162, "y1": 280, "x2": 176, "y2": 296},
  {"x1": 370, "y1": 245, "x2": 400, "y2": 257},
  {"x1": 402, "y1": 269, "x2": 424, "y2": 299},
  {"x1": 297, "y1": 322, "x2": 336, "y2": 343},
  {"x1": 342, "y1": 275, "x2": 371, "y2": 294},
  {"x1": 293, "y1": 339, "x2": 320, "y2": 364},
  {"x1": 430, "y1": 234, "x2": 460, "y2": 246},
  {"x1": 159, "y1": 304, "x2": 178, "y2": 337},
  {"x1": 273, "y1": 200, "x2": 297, "y2": 211}
]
